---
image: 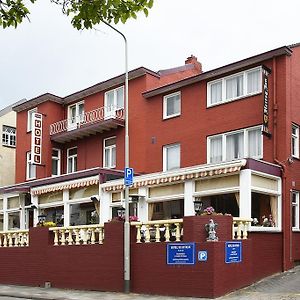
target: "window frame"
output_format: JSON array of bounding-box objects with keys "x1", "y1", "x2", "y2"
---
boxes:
[
  {"x1": 52, "y1": 148, "x2": 61, "y2": 176},
  {"x1": 67, "y1": 101, "x2": 84, "y2": 129},
  {"x1": 104, "y1": 86, "x2": 124, "y2": 118},
  {"x1": 207, "y1": 125, "x2": 263, "y2": 164},
  {"x1": 67, "y1": 147, "x2": 78, "y2": 174},
  {"x1": 291, "y1": 124, "x2": 299, "y2": 159},
  {"x1": 292, "y1": 191, "x2": 300, "y2": 230},
  {"x1": 2, "y1": 125, "x2": 16, "y2": 147},
  {"x1": 27, "y1": 108, "x2": 37, "y2": 132},
  {"x1": 163, "y1": 143, "x2": 181, "y2": 172},
  {"x1": 163, "y1": 91, "x2": 181, "y2": 120},
  {"x1": 103, "y1": 136, "x2": 116, "y2": 169},
  {"x1": 26, "y1": 152, "x2": 36, "y2": 180},
  {"x1": 207, "y1": 66, "x2": 262, "y2": 107}
]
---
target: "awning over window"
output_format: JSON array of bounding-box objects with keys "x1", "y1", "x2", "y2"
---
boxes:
[
  {"x1": 32, "y1": 177, "x2": 99, "y2": 196},
  {"x1": 103, "y1": 160, "x2": 247, "y2": 192}
]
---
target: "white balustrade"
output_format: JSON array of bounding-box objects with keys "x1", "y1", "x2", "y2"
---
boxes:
[
  {"x1": 0, "y1": 230, "x2": 29, "y2": 247},
  {"x1": 49, "y1": 224, "x2": 104, "y2": 246},
  {"x1": 50, "y1": 106, "x2": 125, "y2": 135},
  {"x1": 232, "y1": 218, "x2": 252, "y2": 240},
  {"x1": 131, "y1": 219, "x2": 183, "y2": 243}
]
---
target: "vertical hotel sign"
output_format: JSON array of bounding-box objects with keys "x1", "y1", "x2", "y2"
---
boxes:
[
  {"x1": 262, "y1": 69, "x2": 270, "y2": 135},
  {"x1": 31, "y1": 113, "x2": 43, "y2": 164}
]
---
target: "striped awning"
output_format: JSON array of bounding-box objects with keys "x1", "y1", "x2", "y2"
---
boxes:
[
  {"x1": 32, "y1": 177, "x2": 99, "y2": 195},
  {"x1": 103, "y1": 164, "x2": 243, "y2": 192}
]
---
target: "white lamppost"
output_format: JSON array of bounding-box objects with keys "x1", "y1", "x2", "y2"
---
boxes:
[{"x1": 102, "y1": 21, "x2": 130, "y2": 293}]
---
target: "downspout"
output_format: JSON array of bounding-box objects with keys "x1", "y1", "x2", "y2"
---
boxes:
[{"x1": 272, "y1": 56, "x2": 290, "y2": 271}]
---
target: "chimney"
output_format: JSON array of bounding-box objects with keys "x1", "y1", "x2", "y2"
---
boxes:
[{"x1": 185, "y1": 55, "x2": 202, "y2": 73}]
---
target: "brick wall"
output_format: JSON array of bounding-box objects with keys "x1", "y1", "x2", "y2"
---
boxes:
[{"x1": 0, "y1": 217, "x2": 284, "y2": 298}]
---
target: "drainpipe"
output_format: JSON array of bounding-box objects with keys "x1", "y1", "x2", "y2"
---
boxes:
[{"x1": 272, "y1": 56, "x2": 291, "y2": 271}]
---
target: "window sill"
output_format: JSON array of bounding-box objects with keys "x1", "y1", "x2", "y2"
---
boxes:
[
  {"x1": 163, "y1": 113, "x2": 181, "y2": 121},
  {"x1": 249, "y1": 226, "x2": 281, "y2": 232},
  {"x1": 2, "y1": 144, "x2": 16, "y2": 149},
  {"x1": 207, "y1": 91, "x2": 262, "y2": 109}
]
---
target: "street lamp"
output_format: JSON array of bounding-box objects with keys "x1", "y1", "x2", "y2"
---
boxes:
[{"x1": 102, "y1": 21, "x2": 130, "y2": 293}]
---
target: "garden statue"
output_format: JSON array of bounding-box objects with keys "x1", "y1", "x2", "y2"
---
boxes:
[{"x1": 205, "y1": 219, "x2": 219, "y2": 242}]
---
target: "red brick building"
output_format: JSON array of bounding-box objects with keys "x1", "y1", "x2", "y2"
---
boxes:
[{"x1": 0, "y1": 44, "x2": 300, "y2": 296}]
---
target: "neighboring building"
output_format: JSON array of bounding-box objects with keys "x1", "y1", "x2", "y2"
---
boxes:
[
  {"x1": 1, "y1": 44, "x2": 300, "y2": 275},
  {"x1": 0, "y1": 104, "x2": 18, "y2": 187}
]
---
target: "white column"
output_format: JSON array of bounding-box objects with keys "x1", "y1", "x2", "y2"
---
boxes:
[
  {"x1": 63, "y1": 189, "x2": 69, "y2": 227},
  {"x1": 137, "y1": 187, "x2": 147, "y2": 222},
  {"x1": 3, "y1": 195, "x2": 8, "y2": 231},
  {"x1": 184, "y1": 180, "x2": 195, "y2": 216},
  {"x1": 31, "y1": 194, "x2": 39, "y2": 227},
  {"x1": 100, "y1": 189, "x2": 111, "y2": 224},
  {"x1": 239, "y1": 169, "x2": 252, "y2": 218},
  {"x1": 19, "y1": 194, "x2": 25, "y2": 230}
]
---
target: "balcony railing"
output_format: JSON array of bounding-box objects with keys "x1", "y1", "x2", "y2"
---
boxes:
[
  {"x1": 50, "y1": 106, "x2": 124, "y2": 136},
  {"x1": 49, "y1": 224, "x2": 104, "y2": 246},
  {"x1": 131, "y1": 219, "x2": 183, "y2": 243},
  {"x1": 0, "y1": 230, "x2": 29, "y2": 247}
]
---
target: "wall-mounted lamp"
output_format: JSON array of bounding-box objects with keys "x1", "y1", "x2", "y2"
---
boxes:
[{"x1": 193, "y1": 197, "x2": 203, "y2": 216}]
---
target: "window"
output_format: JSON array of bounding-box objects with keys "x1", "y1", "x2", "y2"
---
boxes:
[
  {"x1": 292, "y1": 191, "x2": 299, "y2": 229},
  {"x1": 68, "y1": 101, "x2": 84, "y2": 130},
  {"x1": 67, "y1": 147, "x2": 77, "y2": 173},
  {"x1": 27, "y1": 108, "x2": 37, "y2": 132},
  {"x1": 207, "y1": 126, "x2": 262, "y2": 163},
  {"x1": 148, "y1": 199, "x2": 184, "y2": 221},
  {"x1": 291, "y1": 124, "x2": 299, "y2": 158},
  {"x1": 104, "y1": 86, "x2": 124, "y2": 118},
  {"x1": 207, "y1": 67, "x2": 262, "y2": 106},
  {"x1": 26, "y1": 152, "x2": 36, "y2": 180},
  {"x1": 2, "y1": 125, "x2": 16, "y2": 147},
  {"x1": 103, "y1": 137, "x2": 116, "y2": 168},
  {"x1": 163, "y1": 92, "x2": 181, "y2": 119},
  {"x1": 251, "y1": 192, "x2": 278, "y2": 227},
  {"x1": 163, "y1": 144, "x2": 180, "y2": 171},
  {"x1": 52, "y1": 149, "x2": 61, "y2": 176}
]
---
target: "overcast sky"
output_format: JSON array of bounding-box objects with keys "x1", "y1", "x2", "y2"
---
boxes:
[{"x1": 0, "y1": 0, "x2": 300, "y2": 110}]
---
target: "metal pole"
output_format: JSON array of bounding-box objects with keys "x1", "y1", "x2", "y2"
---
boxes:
[{"x1": 102, "y1": 21, "x2": 130, "y2": 293}]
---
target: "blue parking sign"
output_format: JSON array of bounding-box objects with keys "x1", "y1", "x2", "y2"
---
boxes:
[
  {"x1": 124, "y1": 167, "x2": 134, "y2": 186},
  {"x1": 198, "y1": 250, "x2": 208, "y2": 262}
]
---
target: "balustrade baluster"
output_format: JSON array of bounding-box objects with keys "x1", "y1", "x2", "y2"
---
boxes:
[
  {"x1": 0, "y1": 234, "x2": 2, "y2": 247},
  {"x1": 75, "y1": 229, "x2": 80, "y2": 245},
  {"x1": 8, "y1": 234, "x2": 13, "y2": 247},
  {"x1": 237, "y1": 222, "x2": 242, "y2": 239},
  {"x1": 136, "y1": 225, "x2": 141, "y2": 243},
  {"x1": 155, "y1": 225, "x2": 160, "y2": 242},
  {"x1": 145, "y1": 225, "x2": 151, "y2": 243},
  {"x1": 175, "y1": 223, "x2": 181, "y2": 242},
  {"x1": 3, "y1": 234, "x2": 7, "y2": 247},
  {"x1": 60, "y1": 230, "x2": 66, "y2": 246},
  {"x1": 98, "y1": 228, "x2": 103, "y2": 244},
  {"x1": 67, "y1": 229, "x2": 73, "y2": 245},
  {"x1": 232, "y1": 221, "x2": 236, "y2": 239},
  {"x1": 91, "y1": 229, "x2": 96, "y2": 245},
  {"x1": 53, "y1": 230, "x2": 59, "y2": 246},
  {"x1": 164, "y1": 224, "x2": 170, "y2": 242}
]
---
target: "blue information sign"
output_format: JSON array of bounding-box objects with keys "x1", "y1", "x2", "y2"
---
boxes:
[
  {"x1": 167, "y1": 243, "x2": 195, "y2": 265},
  {"x1": 124, "y1": 167, "x2": 134, "y2": 186},
  {"x1": 198, "y1": 250, "x2": 208, "y2": 262},
  {"x1": 225, "y1": 241, "x2": 242, "y2": 263}
]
